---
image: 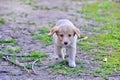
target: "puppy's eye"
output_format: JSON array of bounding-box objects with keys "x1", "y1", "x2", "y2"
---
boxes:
[
  {"x1": 68, "y1": 34, "x2": 72, "y2": 37},
  {"x1": 60, "y1": 34, "x2": 63, "y2": 37}
]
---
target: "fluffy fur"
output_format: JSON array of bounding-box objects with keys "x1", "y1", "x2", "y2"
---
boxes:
[{"x1": 48, "y1": 19, "x2": 80, "y2": 67}]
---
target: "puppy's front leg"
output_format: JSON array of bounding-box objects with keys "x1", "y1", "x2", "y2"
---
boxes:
[
  {"x1": 67, "y1": 47, "x2": 76, "y2": 67},
  {"x1": 55, "y1": 46, "x2": 65, "y2": 61}
]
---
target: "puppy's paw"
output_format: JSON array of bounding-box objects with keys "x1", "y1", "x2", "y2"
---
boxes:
[{"x1": 68, "y1": 61, "x2": 76, "y2": 68}]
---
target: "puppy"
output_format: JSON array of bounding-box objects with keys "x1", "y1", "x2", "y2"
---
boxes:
[{"x1": 48, "y1": 19, "x2": 80, "y2": 67}]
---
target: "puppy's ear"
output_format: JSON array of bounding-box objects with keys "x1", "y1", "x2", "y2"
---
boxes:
[
  {"x1": 48, "y1": 27, "x2": 57, "y2": 36},
  {"x1": 74, "y1": 27, "x2": 80, "y2": 38}
]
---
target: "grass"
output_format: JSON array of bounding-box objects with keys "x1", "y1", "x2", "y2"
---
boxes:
[
  {"x1": 0, "y1": 18, "x2": 5, "y2": 24},
  {"x1": 20, "y1": 51, "x2": 47, "y2": 69},
  {"x1": 0, "y1": 39, "x2": 19, "y2": 54},
  {"x1": 30, "y1": 52, "x2": 47, "y2": 58},
  {"x1": 21, "y1": 0, "x2": 37, "y2": 10},
  {"x1": 33, "y1": 27, "x2": 53, "y2": 46},
  {"x1": 0, "y1": 39, "x2": 18, "y2": 46},
  {"x1": 19, "y1": 52, "x2": 47, "y2": 62},
  {"x1": 0, "y1": 51, "x2": 47, "y2": 69},
  {"x1": 78, "y1": 1, "x2": 120, "y2": 22},
  {"x1": 0, "y1": 39, "x2": 20, "y2": 62},
  {"x1": 27, "y1": 21, "x2": 36, "y2": 25},
  {"x1": 51, "y1": 0, "x2": 120, "y2": 78},
  {"x1": 50, "y1": 61, "x2": 86, "y2": 76},
  {"x1": 77, "y1": 38, "x2": 95, "y2": 52},
  {"x1": 0, "y1": 39, "x2": 47, "y2": 71},
  {"x1": 76, "y1": 0, "x2": 120, "y2": 78},
  {"x1": 6, "y1": 48, "x2": 22, "y2": 54}
]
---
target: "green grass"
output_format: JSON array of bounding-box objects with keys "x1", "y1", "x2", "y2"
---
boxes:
[
  {"x1": 50, "y1": 61, "x2": 86, "y2": 76},
  {"x1": 33, "y1": 27, "x2": 53, "y2": 46},
  {"x1": 0, "y1": 51, "x2": 47, "y2": 70},
  {"x1": 20, "y1": 52, "x2": 47, "y2": 69},
  {"x1": 77, "y1": 38, "x2": 95, "y2": 51},
  {"x1": 21, "y1": 0, "x2": 37, "y2": 10},
  {"x1": 27, "y1": 21, "x2": 36, "y2": 25},
  {"x1": 25, "y1": 64, "x2": 32, "y2": 69},
  {"x1": 1, "y1": 48, "x2": 22, "y2": 54},
  {"x1": 0, "y1": 39, "x2": 21, "y2": 62},
  {"x1": 0, "y1": 39, "x2": 19, "y2": 54},
  {"x1": 0, "y1": 18, "x2": 5, "y2": 24},
  {"x1": 0, "y1": 39, "x2": 18, "y2": 46},
  {"x1": 0, "y1": 40, "x2": 47, "y2": 71},
  {"x1": 78, "y1": 1, "x2": 120, "y2": 22},
  {"x1": 50, "y1": 1, "x2": 120, "y2": 77},
  {"x1": 6, "y1": 48, "x2": 22, "y2": 54},
  {"x1": 19, "y1": 52, "x2": 47, "y2": 63},
  {"x1": 20, "y1": 57, "x2": 35, "y2": 62},
  {"x1": 77, "y1": 0, "x2": 120, "y2": 78},
  {"x1": 30, "y1": 52, "x2": 47, "y2": 58}
]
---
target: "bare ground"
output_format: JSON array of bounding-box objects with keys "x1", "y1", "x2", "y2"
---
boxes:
[{"x1": 0, "y1": 0, "x2": 120, "y2": 80}]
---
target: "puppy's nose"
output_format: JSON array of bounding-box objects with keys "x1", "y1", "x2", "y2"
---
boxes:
[{"x1": 64, "y1": 42, "x2": 68, "y2": 45}]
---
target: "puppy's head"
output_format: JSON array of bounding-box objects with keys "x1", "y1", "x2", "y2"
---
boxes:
[{"x1": 48, "y1": 25, "x2": 80, "y2": 46}]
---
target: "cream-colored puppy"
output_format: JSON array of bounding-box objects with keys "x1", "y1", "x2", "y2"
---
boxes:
[{"x1": 48, "y1": 19, "x2": 80, "y2": 67}]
